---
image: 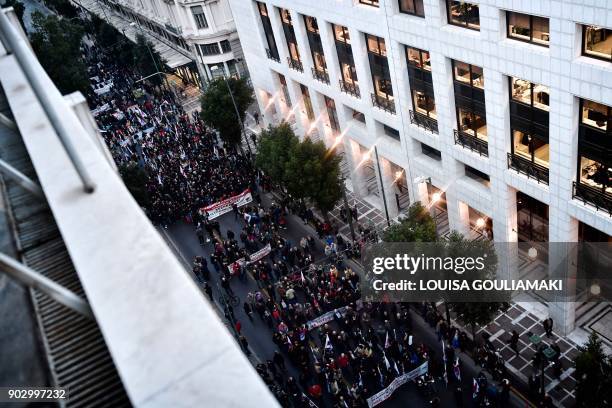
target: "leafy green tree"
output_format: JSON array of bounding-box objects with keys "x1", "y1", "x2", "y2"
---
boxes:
[
  {"x1": 255, "y1": 122, "x2": 299, "y2": 184},
  {"x1": 575, "y1": 332, "x2": 612, "y2": 407},
  {"x1": 383, "y1": 202, "x2": 437, "y2": 242},
  {"x1": 445, "y1": 231, "x2": 507, "y2": 339},
  {"x1": 43, "y1": 0, "x2": 78, "y2": 18},
  {"x1": 284, "y1": 138, "x2": 342, "y2": 215},
  {"x1": 119, "y1": 163, "x2": 150, "y2": 207},
  {"x1": 5, "y1": 0, "x2": 25, "y2": 30},
  {"x1": 30, "y1": 12, "x2": 89, "y2": 95},
  {"x1": 200, "y1": 77, "x2": 254, "y2": 147}
]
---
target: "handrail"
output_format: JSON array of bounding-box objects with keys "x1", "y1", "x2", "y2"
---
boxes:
[
  {"x1": 0, "y1": 9, "x2": 96, "y2": 193},
  {"x1": 0, "y1": 158, "x2": 45, "y2": 198},
  {"x1": 0, "y1": 252, "x2": 94, "y2": 319}
]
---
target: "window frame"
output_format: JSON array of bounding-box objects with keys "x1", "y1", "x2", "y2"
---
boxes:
[
  {"x1": 359, "y1": 0, "x2": 379, "y2": 7},
  {"x1": 191, "y1": 5, "x2": 208, "y2": 30},
  {"x1": 506, "y1": 11, "x2": 550, "y2": 48},
  {"x1": 399, "y1": 0, "x2": 424, "y2": 17},
  {"x1": 452, "y1": 60, "x2": 484, "y2": 89},
  {"x1": 446, "y1": 1, "x2": 480, "y2": 31},
  {"x1": 582, "y1": 25, "x2": 612, "y2": 62},
  {"x1": 509, "y1": 77, "x2": 550, "y2": 112}
]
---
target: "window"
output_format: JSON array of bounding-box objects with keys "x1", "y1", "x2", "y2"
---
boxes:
[
  {"x1": 352, "y1": 109, "x2": 366, "y2": 123},
  {"x1": 512, "y1": 130, "x2": 549, "y2": 168},
  {"x1": 257, "y1": 2, "x2": 268, "y2": 16},
  {"x1": 581, "y1": 99, "x2": 610, "y2": 132},
  {"x1": 304, "y1": 16, "x2": 327, "y2": 75},
  {"x1": 325, "y1": 96, "x2": 340, "y2": 133},
  {"x1": 516, "y1": 191, "x2": 549, "y2": 242},
  {"x1": 200, "y1": 43, "x2": 220, "y2": 56},
  {"x1": 279, "y1": 8, "x2": 301, "y2": 65},
  {"x1": 305, "y1": 15, "x2": 318, "y2": 33},
  {"x1": 220, "y1": 40, "x2": 231, "y2": 53},
  {"x1": 510, "y1": 78, "x2": 549, "y2": 111},
  {"x1": 257, "y1": 2, "x2": 279, "y2": 61},
  {"x1": 447, "y1": 1, "x2": 480, "y2": 30},
  {"x1": 399, "y1": 0, "x2": 424, "y2": 17},
  {"x1": 300, "y1": 84, "x2": 315, "y2": 121},
  {"x1": 383, "y1": 124, "x2": 400, "y2": 141},
  {"x1": 457, "y1": 109, "x2": 487, "y2": 139},
  {"x1": 412, "y1": 91, "x2": 436, "y2": 119},
  {"x1": 280, "y1": 8, "x2": 292, "y2": 24},
  {"x1": 453, "y1": 60, "x2": 484, "y2": 89},
  {"x1": 279, "y1": 73, "x2": 291, "y2": 107},
  {"x1": 406, "y1": 47, "x2": 430, "y2": 71},
  {"x1": 465, "y1": 165, "x2": 490, "y2": 183},
  {"x1": 421, "y1": 143, "x2": 441, "y2": 160},
  {"x1": 191, "y1": 6, "x2": 208, "y2": 29},
  {"x1": 507, "y1": 12, "x2": 550, "y2": 47},
  {"x1": 583, "y1": 25, "x2": 612, "y2": 62},
  {"x1": 359, "y1": 0, "x2": 379, "y2": 7},
  {"x1": 366, "y1": 34, "x2": 387, "y2": 56},
  {"x1": 334, "y1": 25, "x2": 351, "y2": 44}
]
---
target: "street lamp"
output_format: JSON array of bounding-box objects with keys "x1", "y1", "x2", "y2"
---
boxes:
[
  {"x1": 129, "y1": 22, "x2": 167, "y2": 89},
  {"x1": 373, "y1": 146, "x2": 391, "y2": 228},
  {"x1": 210, "y1": 65, "x2": 252, "y2": 154}
]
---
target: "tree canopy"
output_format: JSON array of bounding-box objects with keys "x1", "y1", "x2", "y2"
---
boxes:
[
  {"x1": 575, "y1": 332, "x2": 612, "y2": 407},
  {"x1": 30, "y1": 12, "x2": 89, "y2": 95},
  {"x1": 200, "y1": 77, "x2": 254, "y2": 147},
  {"x1": 133, "y1": 34, "x2": 166, "y2": 86},
  {"x1": 382, "y1": 202, "x2": 437, "y2": 242},
  {"x1": 119, "y1": 162, "x2": 150, "y2": 208},
  {"x1": 255, "y1": 122, "x2": 299, "y2": 184},
  {"x1": 284, "y1": 137, "x2": 343, "y2": 214}
]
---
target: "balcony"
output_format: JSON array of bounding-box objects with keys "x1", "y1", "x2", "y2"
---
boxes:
[
  {"x1": 371, "y1": 93, "x2": 396, "y2": 114},
  {"x1": 409, "y1": 110, "x2": 438, "y2": 134},
  {"x1": 265, "y1": 48, "x2": 280, "y2": 63},
  {"x1": 287, "y1": 57, "x2": 303, "y2": 72},
  {"x1": 573, "y1": 182, "x2": 612, "y2": 216},
  {"x1": 339, "y1": 79, "x2": 360, "y2": 98},
  {"x1": 507, "y1": 153, "x2": 549, "y2": 185},
  {"x1": 454, "y1": 129, "x2": 488, "y2": 157},
  {"x1": 311, "y1": 68, "x2": 329, "y2": 84}
]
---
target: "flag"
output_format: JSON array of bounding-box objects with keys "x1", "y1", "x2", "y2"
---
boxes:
[
  {"x1": 382, "y1": 352, "x2": 391, "y2": 371},
  {"x1": 358, "y1": 372, "x2": 363, "y2": 388},
  {"x1": 442, "y1": 339, "x2": 448, "y2": 386},
  {"x1": 408, "y1": 335, "x2": 413, "y2": 346},
  {"x1": 393, "y1": 359, "x2": 400, "y2": 376},
  {"x1": 453, "y1": 357, "x2": 461, "y2": 382},
  {"x1": 384, "y1": 331, "x2": 391, "y2": 349},
  {"x1": 301, "y1": 271, "x2": 306, "y2": 284},
  {"x1": 324, "y1": 334, "x2": 333, "y2": 352},
  {"x1": 472, "y1": 378, "x2": 479, "y2": 399}
]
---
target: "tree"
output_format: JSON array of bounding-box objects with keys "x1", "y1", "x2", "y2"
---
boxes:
[
  {"x1": 30, "y1": 12, "x2": 89, "y2": 95},
  {"x1": 575, "y1": 332, "x2": 612, "y2": 407},
  {"x1": 133, "y1": 34, "x2": 166, "y2": 86},
  {"x1": 5, "y1": 0, "x2": 25, "y2": 30},
  {"x1": 43, "y1": 0, "x2": 78, "y2": 18},
  {"x1": 119, "y1": 163, "x2": 150, "y2": 208},
  {"x1": 200, "y1": 77, "x2": 254, "y2": 147},
  {"x1": 382, "y1": 202, "x2": 437, "y2": 242},
  {"x1": 283, "y1": 137, "x2": 343, "y2": 215},
  {"x1": 445, "y1": 231, "x2": 508, "y2": 339},
  {"x1": 255, "y1": 122, "x2": 299, "y2": 184}
]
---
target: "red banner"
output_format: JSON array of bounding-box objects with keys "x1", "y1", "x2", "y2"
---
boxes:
[{"x1": 200, "y1": 189, "x2": 252, "y2": 220}]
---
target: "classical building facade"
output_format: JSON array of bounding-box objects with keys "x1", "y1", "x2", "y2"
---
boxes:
[
  {"x1": 228, "y1": 0, "x2": 612, "y2": 335},
  {"x1": 84, "y1": 0, "x2": 247, "y2": 86}
]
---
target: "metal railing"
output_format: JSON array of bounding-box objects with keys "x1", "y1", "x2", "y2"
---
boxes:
[
  {"x1": 265, "y1": 48, "x2": 280, "y2": 62},
  {"x1": 573, "y1": 181, "x2": 612, "y2": 216},
  {"x1": 507, "y1": 153, "x2": 549, "y2": 185},
  {"x1": 371, "y1": 93, "x2": 396, "y2": 114},
  {"x1": 409, "y1": 110, "x2": 438, "y2": 134},
  {"x1": 339, "y1": 79, "x2": 360, "y2": 98},
  {"x1": 311, "y1": 67, "x2": 330, "y2": 84},
  {"x1": 0, "y1": 252, "x2": 93, "y2": 318},
  {"x1": 0, "y1": 9, "x2": 95, "y2": 193},
  {"x1": 453, "y1": 129, "x2": 488, "y2": 157},
  {"x1": 287, "y1": 57, "x2": 303, "y2": 72}
]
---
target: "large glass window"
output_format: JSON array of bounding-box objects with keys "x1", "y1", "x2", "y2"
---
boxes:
[
  {"x1": 191, "y1": 6, "x2": 208, "y2": 29},
  {"x1": 447, "y1": 1, "x2": 480, "y2": 30},
  {"x1": 279, "y1": 73, "x2": 291, "y2": 107},
  {"x1": 333, "y1": 24, "x2": 358, "y2": 91},
  {"x1": 457, "y1": 109, "x2": 487, "y2": 140},
  {"x1": 512, "y1": 130, "x2": 549, "y2": 168},
  {"x1": 279, "y1": 8, "x2": 301, "y2": 65},
  {"x1": 300, "y1": 84, "x2": 315, "y2": 121},
  {"x1": 406, "y1": 47, "x2": 430, "y2": 71},
  {"x1": 507, "y1": 12, "x2": 550, "y2": 47},
  {"x1": 304, "y1": 16, "x2": 327, "y2": 75},
  {"x1": 334, "y1": 24, "x2": 351, "y2": 43},
  {"x1": 583, "y1": 25, "x2": 612, "y2": 62},
  {"x1": 578, "y1": 156, "x2": 611, "y2": 193},
  {"x1": 453, "y1": 60, "x2": 484, "y2": 89},
  {"x1": 399, "y1": 0, "x2": 424, "y2": 17},
  {"x1": 324, "y1": 96, "x2": 340, "y2": 133},
  {"x1": 510, "y1": 77, "x2": 549, "y2": 111},
  {"x1": 257, "y1": 2, "x2": 279, "y2": 60},
  {"x1": 412, "y1": 91, "x2": 436, "y2": 119},
  {"x1": 366, "y1": 34, "x2": 387, "y2": 56},
  {"x1": 517, "y1": 192, "x2": 549, "y2": 242},
  {"x1": 581, "y1": 99, "x2": 610, "y2": 131}
]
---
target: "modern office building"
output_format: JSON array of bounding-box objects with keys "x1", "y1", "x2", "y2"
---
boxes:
[
  {"x1": 77, "y1": 0, "x2": 247, "y2": 86},
  {"x1": 228, "y1": 0, "x2": 612, "y2": 336}
]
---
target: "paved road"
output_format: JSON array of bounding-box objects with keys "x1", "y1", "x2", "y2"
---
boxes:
[{"x1": 157, "y1": 188, "x2": 528, "y2": 408}]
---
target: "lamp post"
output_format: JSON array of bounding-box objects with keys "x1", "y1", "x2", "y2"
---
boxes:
[
  {"x1": 129, "y1": 22, "x2": 168, "y2": 90},
  {"x1": 373, "y1": 146, "x2": 391, "y2": 227},
  {"x1": 210, "y1": 65, "x2": 252, "y2": 154},
  {"x1": 340, "y1": 174, "x2": 356, "y2": 243}
]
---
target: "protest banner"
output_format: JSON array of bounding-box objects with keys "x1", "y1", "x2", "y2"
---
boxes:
[
  {"x1": 201, "y1": 189, "x2": 252, "y2": 219},
  {"x1": 305, "y1": 306, "x2": 349, "y2": 331},
  {"x1": 366, "y1": 361, "x2": 428, "y2": 407},
  {"x1": 227, "y1": 244, "x2": 272, "y2": 273}
]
